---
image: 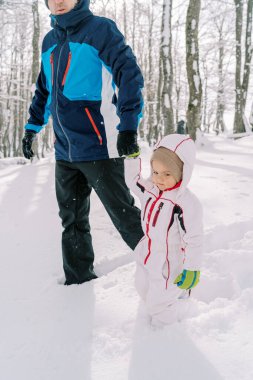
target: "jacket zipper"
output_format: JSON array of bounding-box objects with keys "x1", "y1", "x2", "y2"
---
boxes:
[
  {"x1": 152, "y1": 202, "x2": 164, "y2": 226},
  {"x1": 55, "y1": 42, "x2": 72, "y2": 161},
  {"x1": 50, "y1": 52, "x2": 54, "y2": 86},
  {"x1": 61, "y1": 51, "x2": 72, "y2": 86},
  {"x1": 144, "y1": 192, "x2": 163, "y2": 265},
  {"x1": 165, "y1": 210, "x2": 175, "y2": 289},
  {"x1": 143, "y1": 197, "x2": 152, "y2": 221},
  {"x1": 85, "y1": 108, "x2": 103, "y2": 145}
]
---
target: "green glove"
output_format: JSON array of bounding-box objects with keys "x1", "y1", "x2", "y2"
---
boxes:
[
  {"x1": 127, "y1": 150, "x2": 141, "y2": 158},
  {"x1": 174, "y1": 269, "x2": 200, "y2": 289}
]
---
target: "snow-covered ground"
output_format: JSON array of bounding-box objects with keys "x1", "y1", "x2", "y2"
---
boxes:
[{"x1": 0, "y1": 134, "x2": 253, "y2": 380}]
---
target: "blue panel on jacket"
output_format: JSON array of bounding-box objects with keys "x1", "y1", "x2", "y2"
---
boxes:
[
  {"x1": 42, "y1": 44, "x2": 57, "y2": 93},
  {"x1": 63, "y1": 42, "x2": 102, "y2": 101}
]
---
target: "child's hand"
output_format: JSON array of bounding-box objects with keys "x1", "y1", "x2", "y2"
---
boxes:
[{"x1": 174, "y1": 269, "x2": 200, "y2": 289}]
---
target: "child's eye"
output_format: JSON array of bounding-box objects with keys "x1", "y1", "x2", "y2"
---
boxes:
[
  {"x1": 166, "y1": 173, "x2": 171, "y2": 177},
  {"x1": 153, "y1": 171, "x2": 158, "y2": 175}
]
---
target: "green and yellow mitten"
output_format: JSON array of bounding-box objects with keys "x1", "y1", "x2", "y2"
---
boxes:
[{"x1": 174, "y1": 269, "x2": 200, "y2": 289}]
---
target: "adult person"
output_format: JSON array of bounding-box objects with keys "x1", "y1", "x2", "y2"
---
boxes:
[{"x1": 22, "y1": 0, "x2": 144, "y2": 285}]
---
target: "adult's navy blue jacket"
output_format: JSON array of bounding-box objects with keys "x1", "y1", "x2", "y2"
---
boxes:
[{"x1": 25, "y1": 0, "x2": 144, "y2": 162}]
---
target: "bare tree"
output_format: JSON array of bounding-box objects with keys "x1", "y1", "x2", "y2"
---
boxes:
[
  {"x1": 250, "y1": 101, "x2": 253, "y2": 130},
  {"x1": 157, "y1": 0, "x2": 174, "y2": 137},
  {"x1": 31, "y1": 0, "x2": 40, "y2": 85},
  {"x1": 31, "y1": 0, "x2": 40, "y2": 159},
  {"x1": 122, "y1": 0, "x2": 127, "y2": 41},
  {"x1": 214, "y1": 19, "x2": 226, "y2": 134},
  {"x1": 201, "y1": 58, "x2": 209, "y2": 132},
  {"x1": 233, "y1": 0, "x2": 253, "y2": 133},
  {"x1": 186, "y1": 0, "x2": 202, "y2": 140},
  {"x1": 173, "y1": 19, "x2": 184, "y2": 127},
  {"x1": 146, "y1": 0, "x2": 156, "y2": 143}
]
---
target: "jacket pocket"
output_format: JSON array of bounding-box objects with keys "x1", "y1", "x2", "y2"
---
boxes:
[
  {"x1": 143, "y1": 197, "x2": 152, "y2": 221},
  {"x1": 152, "y1": 202, "x2": 164, "y2": 226},
  {"x1": 62, "y1": 52, "x2": 72, "y2": 86},
  {"x1": 85, "y1": 107, "x2": 103, "y2": 145}
]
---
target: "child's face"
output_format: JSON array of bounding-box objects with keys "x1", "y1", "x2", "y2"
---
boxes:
[{"x1": 151, "y1": 159, "x2": 178, "y2": 191}]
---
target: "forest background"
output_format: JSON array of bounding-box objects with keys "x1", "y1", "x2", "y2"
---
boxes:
[{"x1": 0, "y1": 0, "x2": 253, "y2": 158}]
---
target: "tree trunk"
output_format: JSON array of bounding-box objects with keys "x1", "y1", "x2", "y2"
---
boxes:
[
  {"x1": 131, "y1": 1, "x2": 136, "y2": 52},
  {"x1": 41, "y1": 124, "x2": 52, "y2": 158},
  {"x1": 155, "y1": 43, "x2": 163, "y2": 142},
  {"x1": 241, "y1": 0, "x2": 253, "y2": 111},
  {"x1": 0, "y1": 15, "x2": 3, "y2": 157},
  {"x1": 31, "y1": 0, "x2": 40, "y2": 158},
  {"x1": 146, "y1": 0, "x2": 156, "y2": 144},
  {"x1": 5, "y1": 46, "x2": 15, "y2": 157},
  {"x1": 31, "y1": 0, "x2": 40, "y2": 85},
  {"x1": 233, "y1": 0, "x2": 253, "y2": 133},
  {"x1": 201, "y1": 59, "x2": 208, "y2": 133},
  {"x1": 234, "y1": 0, "x2": 244, "y2": 133},
  {"x1": 185, "y1": 0, "x2": 202, "y2": 140},
  {"x1": 122, "y1": 0, "x2": 127, "y2": 41},
  {"x1": 161, "y1": 0, "x2": 174, "y2": 135},
  {"x1": 18, "y1": 48, "x2": 25, "y2": 156},
  {"x1": 13, "y1": 45, "x2": 18, "y2": 156},
  {"x1": 215, "y1": 26, "x2": 226, "y2": 134},
  {"x1": 249, "y1": 101, "x2": 253, "y2": 130}
]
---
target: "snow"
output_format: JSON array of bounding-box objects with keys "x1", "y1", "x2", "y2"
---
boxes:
[
  {"x1": 164, "y1": 93, "x2": 170, "y2": 108},
  {"x1": 193, "y1": 74, "x2": 200, "y2": 93},
  {"x1": 191, "y1": 19, "x2": 196, "y2": 30},
  {"x1": 0, "y1": 135, "x2": 253, "y2": 380},
  {"x1": 193, "y1": 59, "x2": 198, "y2": 71}
]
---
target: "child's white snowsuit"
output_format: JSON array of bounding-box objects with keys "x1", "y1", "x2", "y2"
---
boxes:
[{"x1": 124, "y1": 135, "x2": 203, "y2": 325}]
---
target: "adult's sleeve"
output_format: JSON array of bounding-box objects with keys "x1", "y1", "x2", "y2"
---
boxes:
[
  {"x1": 25, "y1": 63, "x2": 51, "y2": 133},
  {"x1": 96, "y1": 19, "x2": 144, "y2": 132}
]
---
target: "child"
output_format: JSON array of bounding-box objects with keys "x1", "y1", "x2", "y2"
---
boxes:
[{"x1": 124, "y1": 134, "x2": 203, "y2": 326}]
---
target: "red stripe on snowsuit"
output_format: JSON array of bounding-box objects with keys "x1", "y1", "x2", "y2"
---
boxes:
[{"x1": 144, "y1": 193, "x2": 163, "y2": 265}]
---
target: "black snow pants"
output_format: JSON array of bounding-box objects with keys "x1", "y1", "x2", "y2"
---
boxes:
[{"x1": 55, "y1": 158, "x2": 144, "y2": 285}]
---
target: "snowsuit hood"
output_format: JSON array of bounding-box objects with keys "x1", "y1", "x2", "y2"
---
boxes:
[
  {"x1": 50, "y1": 0, "x2": 92, "y2": 31},
  {"x1": 154, "y1": 134, "x2": 196, "y2": 197}
]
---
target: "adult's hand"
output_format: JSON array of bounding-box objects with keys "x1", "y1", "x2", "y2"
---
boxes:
[
  {"x1": 22, "y1": 130, "x2": 37, "y2": 159},
  {"x1": 117, "y1": 131, "x2": 140, "y2": 157}
]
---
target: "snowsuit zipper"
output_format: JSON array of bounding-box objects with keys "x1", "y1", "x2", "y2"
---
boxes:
[{"x1": 152, "y1": 202, "x2": 164, "y2": 226}]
